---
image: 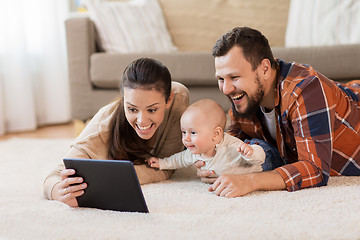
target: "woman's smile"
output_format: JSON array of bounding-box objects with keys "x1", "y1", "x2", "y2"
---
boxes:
[
  {"x1": 124, "y1": 87, "x2": 169, "y2": 140},
  {"x1": 136, "y1": 123, "x2": 154, "y2": 135}
]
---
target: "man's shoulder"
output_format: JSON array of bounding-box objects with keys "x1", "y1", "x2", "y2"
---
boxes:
[
  {"x1": 278, "y1": 60, "x2": 334, "y2": 90},
  {"x1": 277, "y1": 60, "x2": 336, "y2": 103}
]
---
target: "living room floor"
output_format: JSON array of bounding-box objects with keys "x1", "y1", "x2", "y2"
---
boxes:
[{"x1": 0, "y1": 122, "x2": 76, "y2": 141}]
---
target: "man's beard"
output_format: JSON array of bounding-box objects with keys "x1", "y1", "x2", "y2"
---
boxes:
[{"x1": 229, "y1": 75, "x2": 264, "y2": 119}]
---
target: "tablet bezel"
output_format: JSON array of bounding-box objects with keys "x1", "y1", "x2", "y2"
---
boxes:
[{"x1": 63, "y1": 158, "x2": 149, "y2": 213}]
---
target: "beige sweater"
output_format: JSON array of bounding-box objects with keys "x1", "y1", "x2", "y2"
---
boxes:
[{"x1": 43, "y1": 82, "x2": 189, "y2": 200}]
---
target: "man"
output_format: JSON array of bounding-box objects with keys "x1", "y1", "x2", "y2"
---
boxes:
[{"x1": 196, "y1": 27, "x2": 360, "y2": 198}]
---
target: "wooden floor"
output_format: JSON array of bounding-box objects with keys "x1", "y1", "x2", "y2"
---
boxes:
[{"x1": 0, "y1": 122, "x2": 77, "y2": 141}]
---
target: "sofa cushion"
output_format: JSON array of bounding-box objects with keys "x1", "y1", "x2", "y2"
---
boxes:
[
  {"x1": 90, "y1": 52, "x2": 217, "y2": 89},
  {"x1": 84, "y1": 0, "x2": 177, "y2": 53},
  {"x1": 90, "y1": 44, "x2": 360, "y2": 89}
]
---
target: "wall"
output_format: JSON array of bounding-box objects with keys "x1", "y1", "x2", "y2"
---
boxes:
[{"x1": 159, "y1": 0, "x2": 290, "y2": 52}]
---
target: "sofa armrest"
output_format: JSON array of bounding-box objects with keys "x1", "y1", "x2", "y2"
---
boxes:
[{"x1": 65, "y1": 17, "x2": 99, "y2": 120}]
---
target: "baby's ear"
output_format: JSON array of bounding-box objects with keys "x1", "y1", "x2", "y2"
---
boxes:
[{"x1": 213, "y1": 126, "x2": 223, "y2": 142}]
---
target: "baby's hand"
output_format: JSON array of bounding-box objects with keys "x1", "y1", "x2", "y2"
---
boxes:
[
  {"x1": 237, "y1": 141, "x2": 253, "y2": 157},
  {"x1": 146, "y1": 157, "x2": 160, "y2": 168}
]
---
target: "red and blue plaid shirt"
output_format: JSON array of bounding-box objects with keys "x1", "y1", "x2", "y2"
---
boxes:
[{"x1": 228, "y1": 59, "x2": 360, "y2": 191}]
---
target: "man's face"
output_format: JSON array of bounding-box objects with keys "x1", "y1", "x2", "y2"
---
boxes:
[{"x1": 215, "y1": 46, "x2": 264, "y2": 118}]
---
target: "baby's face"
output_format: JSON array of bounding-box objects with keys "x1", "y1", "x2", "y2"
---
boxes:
[{"x1": 180, "y1": 110, "x2": 217, "y2": 157}]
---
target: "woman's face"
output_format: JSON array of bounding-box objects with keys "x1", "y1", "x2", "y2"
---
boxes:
[{"x1": 123, "y1": 87, "x2": 170, "y2": 140}]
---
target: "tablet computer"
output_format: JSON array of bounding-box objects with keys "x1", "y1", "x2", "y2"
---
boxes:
[{"x1": 63, "y1": 158, "x2": 148, "y2": 213}]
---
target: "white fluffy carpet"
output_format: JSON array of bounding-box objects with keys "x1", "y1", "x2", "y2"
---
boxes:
[{"x1": 1, "y1": 138, "x2": 360, "y2": 240}]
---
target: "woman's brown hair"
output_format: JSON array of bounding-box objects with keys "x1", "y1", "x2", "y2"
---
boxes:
[{"x1": 108, "y1": 58, "x2": 172, "y2": 164}]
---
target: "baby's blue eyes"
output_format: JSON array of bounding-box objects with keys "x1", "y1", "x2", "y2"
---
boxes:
[{"x1": 182, "y1": 131, "x2": 196, "y2": 135}]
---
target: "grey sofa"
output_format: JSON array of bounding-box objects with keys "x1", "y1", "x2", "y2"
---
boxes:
[{"x1": 65, "y1": 17, "x2": 360, "y2": 120}]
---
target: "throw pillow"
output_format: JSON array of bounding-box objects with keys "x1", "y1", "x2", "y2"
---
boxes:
[{"x1": 84, "y1": 0, "x2": 177, "y2": 53}]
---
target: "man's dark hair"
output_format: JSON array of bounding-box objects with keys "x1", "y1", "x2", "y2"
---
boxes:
[{"x1": 212, "y1": 27, "x2": 277, "y2": 70}]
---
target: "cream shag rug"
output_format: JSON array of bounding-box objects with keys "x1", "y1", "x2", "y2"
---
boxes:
[{"x1": 1, "y1": 138, "x2": 360, "y2": 240}]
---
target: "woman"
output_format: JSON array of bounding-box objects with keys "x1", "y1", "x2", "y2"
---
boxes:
[{"x1": 44, "y1": 58, "x2": 189, "y2": 207}]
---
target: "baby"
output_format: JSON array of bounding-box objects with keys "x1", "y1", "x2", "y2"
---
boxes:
[{"x1": 147, "y1": 99, "x2": 269, "y2": 177}]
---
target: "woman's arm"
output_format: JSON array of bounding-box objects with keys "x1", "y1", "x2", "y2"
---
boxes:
[{"x1": 134, "y1": 164, "x2": 174, "y2": 184}]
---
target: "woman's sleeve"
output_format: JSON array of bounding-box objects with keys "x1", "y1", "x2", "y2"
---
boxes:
[{"x1": 134, "y1": 165, "x2": 174, "y2": 184}]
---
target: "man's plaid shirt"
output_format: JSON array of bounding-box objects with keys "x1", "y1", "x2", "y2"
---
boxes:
[{"x1": 228, "y1": 59, "x2": 360, "y2": 191}]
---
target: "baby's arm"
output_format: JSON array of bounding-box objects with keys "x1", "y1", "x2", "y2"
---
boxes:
[
  {"x1": 238, "y1": 142, "x2": 266, "y2": 166},
  {"x1": 216, "y1": 139, "x2": 265, "y2": 175},
  {"x1": 147, "y1": 150, "x2": 195, "y2": 170},
  {"x1": 237, "y1": 141, "x2": 253, "y2": 157},
  {"x1": 147, "y1": 157, "x2": 160, "y2": 169}
]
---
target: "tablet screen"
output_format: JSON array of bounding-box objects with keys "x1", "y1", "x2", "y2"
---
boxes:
[{"x1": 63, "y1": 158, "x2": 148, "y2": 213}]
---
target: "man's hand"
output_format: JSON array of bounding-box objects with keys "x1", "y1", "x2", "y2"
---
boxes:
[
  {"x1": 194, "y1": 160, "x2": 217, "y2": 183},
  {"x1": 208, "y1": 170, "x2": 286, "y2": 198},
  {"x1": 208, "y1": 174, "x2": 255, "y2": 198}
]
